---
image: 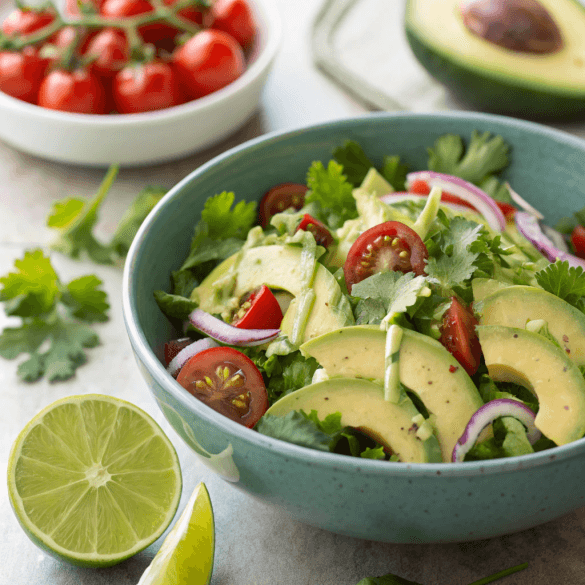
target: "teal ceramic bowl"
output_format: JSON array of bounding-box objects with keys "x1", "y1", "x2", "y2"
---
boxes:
[{"x1": 122, "y1": 112, "x2": 585, "y2": 543}]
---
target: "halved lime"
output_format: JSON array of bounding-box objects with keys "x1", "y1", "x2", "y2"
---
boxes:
[
  {"x1": 7, "y1": 394, "x2": 182, "y2": 568},
  {"x1": 137, "y1": 482, "x2": 214, "y2": 585}
]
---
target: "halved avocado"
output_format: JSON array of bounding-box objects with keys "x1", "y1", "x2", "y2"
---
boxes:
[
  {"x1": 477, "y1": 325, "x2": 585, "y2": 445},
  {"x1": 265, "y1": 378, "x2": 443, "y2": 463},
  {"x1": 404, "y1": 0, "x2": 585, "y2": 119},
  {"x1": 478, "y1": 285, "x2": 585, "y2": 366},
  {"x1": 300, "y1": 326, "x2": 487, "y2": 462}
]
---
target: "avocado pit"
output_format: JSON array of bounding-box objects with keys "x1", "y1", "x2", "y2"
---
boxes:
[{"x1": 460, "y1": 0, "x2": 563, "y2": 54}]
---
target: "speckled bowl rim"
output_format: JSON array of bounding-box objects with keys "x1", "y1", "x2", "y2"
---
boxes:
[{"x1": 123, "y1": 110, "x2": 585, "y2": 479}]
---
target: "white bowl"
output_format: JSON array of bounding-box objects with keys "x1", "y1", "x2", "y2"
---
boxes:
[{"x1": 0, "y1": 0, "x2": 281, "y2": 167}]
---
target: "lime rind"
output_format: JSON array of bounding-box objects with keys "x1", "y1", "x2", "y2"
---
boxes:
[{"x1": 7, "y1": 394, "x2": 182, "y2": 568}]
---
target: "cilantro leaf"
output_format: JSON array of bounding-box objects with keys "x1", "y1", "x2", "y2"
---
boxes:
[
  {"x1": 200, "y1": 191, "x2": 256, "y2": 240},
  {"x1": 305, "y1": 160, "x2": 357, "y2": 229},
  {"x1": 110, "y1": 186, "x2": 166, "y2": 257},
  {"x1": 0, "y1": 249, "x2": 108, "y2": 382},
  {"x1": 535, "y1": 261, "x2": 585, "y2": 310},
  {"x1": 427, "y1": 131, "x2": 510, "y2": 184},
  {"x1": 48, "y1": 165, "x2": 119, "y2": 264}
]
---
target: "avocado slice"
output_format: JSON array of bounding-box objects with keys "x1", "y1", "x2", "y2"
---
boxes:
[
  {"x1": 478, "y1": 285, "x2": 585, "y2": 366},
  {"x1": 300, "y1": 326, "x2": 487, "y2": 462},
  {"x1": 477, "y1": 325, "x2": 585, "y2": 445},
  {"x1": 265, "y1": 378, "x2": 443, "y2": 463},
  {"x1": 471, "y1": 278, "x2": 513, "y2": 302},
  {"x1": 192, "y1": 245, "x2": 354, "y2": 345},
  {"x1": 404, "y1": 0, "x2": 585, "y2": 119}
]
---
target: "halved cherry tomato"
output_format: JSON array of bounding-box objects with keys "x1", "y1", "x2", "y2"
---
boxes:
[
  {"x1": 232, "y1": 285, "x2": 283, "y2": 329},
  {"x1": 0, "y1": 47, "x2": 47, "y2": 103},
  {"x1": 210, "y1": 0, "x2": 256, "y2": 48},
  {"x1": 296, "y1": 214, "x2": 333, "y2": 248},
  {"x1": 343, "y1": 221, "x2": 428, "y2": 293},
  {"x1": 176, "y1": 346, "x2": 268, "y2": 427},
  {"x1": 38, "y1": 68, "x2": 107, "y2": 114},
  {"x1": 258, "y1": 182, "x2": 308, "y2": 228},
  {"x1": 173, "y1": 29, "x2": 245, "y2": 99},
  {"x1": 2, "y1": 8, "x2": 55, "y2": 37},
  {"x1": 439, "y1": 297, "x2": 481, "y2": 377},
  {"x1": 163, "y1": 337, "x2": 193, "y2": 366},
  {"x1": 571, "y1": 225, "x2": 585, "y2": 259}
]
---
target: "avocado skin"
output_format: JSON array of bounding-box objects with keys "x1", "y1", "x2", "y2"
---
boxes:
[{"x1": 404, "y1": 4, "x2": 585, "y2": 121}]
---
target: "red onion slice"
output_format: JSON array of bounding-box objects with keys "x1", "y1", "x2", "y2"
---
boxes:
[
  {"x1": 188, "y1": 308, "x2": 281, "y2": 346},
  {"x1": 515, "y1": 211, "x2": 585, "y2": 269},
  {"x1": 167, "y1": 338, "x2": 219, "y2": 378},
  {"x1": 406, "y1": 171, "x2": 506, "y2": 232},
  {"x1": 506, "y1": 182, "x2": 544, "y2": 220},
  {"x1": 452, "y1": 399, "x2": 541, "y2": 463},
  {"x1": 379, "y1": 192, "x2": 476, "y2": 216}
]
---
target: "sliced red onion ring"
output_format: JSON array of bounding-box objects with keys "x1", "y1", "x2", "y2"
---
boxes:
[
  {"x1": 406, "y1": 171, "x2": 506, "y2": 232},
  {"x1": 452, "y1": 399, "x2": 540, "y2": 463},
  {"x1": 167, "y1": 338, "x2": 218, "y2": 378},
  {"x1": 515, "y1": 211, "x2": 585, "y2": 269},
  {"x1": 379, "y1": 192, "x2": 476, "y2": 216},
  {"x1": 188, "y1": 308, "x2": 280, "y2": 346},
  {"x1": 505, "y1": 182, "x2": 544, "y2": 220}
]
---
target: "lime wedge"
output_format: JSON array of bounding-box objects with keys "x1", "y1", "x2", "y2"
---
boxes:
[
  {"x1": 7, "y1": 394, "x2": 182, "y2": 568},
  {"x1": 138, "y1": 482, "x2": 214, "y2": 585}
]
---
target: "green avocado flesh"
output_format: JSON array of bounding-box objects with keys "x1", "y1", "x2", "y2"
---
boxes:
[
  {"x1": 404, "y1": 0, "x2": 585, "y2": 119},
  {"x1": 300, "y1": 326, "x2": 486, "y2": 462},
  {"x1": 478, "y1": 325, "x2": 585, "y2": 445},
  {"x1": 191, "y1": 245, "x2": 354, "y2": 345},
  {"x1": 478, "y1": 285, "x2": 585, "y2": 366},
  {"x1": 265, "y1": 378, "x2": 443, "y2": 463}
]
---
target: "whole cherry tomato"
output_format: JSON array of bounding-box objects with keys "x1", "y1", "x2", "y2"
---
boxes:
[
  {"x1": 0, "y1": 47, "x2": 47, "y2": 103},
  {"x1": 210, "y1": 0, "x2": 256, "y2": 48},
  {"x1": 112, "y1": 60, "x2": 184, "y2": 113},
  {"x1": 343, "y1": 221, "x2": 429, "y2": 293},
  {"x1": 439, "y1": 297, "x2": 481, "y2": 377},
  {"x1": 258, "y1": 183, "x2": 307, "y2": 227},
  {"x1": 295, "y1": 214, "x2": 334, "y2": 248},
  {"x1": 83, "y1": 28, "x2": 129, "y2": 77},
  {"x1": 38, "y1": 68, "x2": 107, "y2": 114},
  {"x1": 173, "y1": 29, "x2": 245, "y2": 99},
  {"x1": 2, "y1": 8, "x2": 55, "y2": 37},
  {"x1": 571, "y1": 225, "x2": 585, "y2": 259},
  {"x1": 176, "y1": 346, "x2": 268, "y2": 428},
  {"x1": 165, "y1": 0, "x2": 206, "y2": 26},
  {"x1": 231, "y1": 285, "x2": 283, "y2": 329}
]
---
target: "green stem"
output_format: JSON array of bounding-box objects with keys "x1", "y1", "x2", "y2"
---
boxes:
[{"x1": 467, "y1": 562, "x2": 529, "y2": 585}]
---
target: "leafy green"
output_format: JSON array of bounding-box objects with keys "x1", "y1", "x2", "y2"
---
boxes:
[
  {"x1": 153, "y1": 290, "x2": 198, "y2": 321},
  {"x1": 555, "y1": 204, "x2": 585, "y2": 235},
  {"x1": 535, "y1": 261, "x2": 585, "y2": 311},
  {"x1": 200, "y1": 190, "x2": 256, "y2": 239},
  {"x1": 0, "y1": 249, "x2": 109, "y2": 382},
  {"x1": 355, "y1": 575, "x2": 422, "y2": 585},
  {"x1": 381, "y1": 155, "x2": 408, "y2": 192},
  {"x1": 332, "y1": 140, "x2": 376, "y2": 186}
]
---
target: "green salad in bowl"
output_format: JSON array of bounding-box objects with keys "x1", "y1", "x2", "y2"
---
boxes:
[{"x1": 153, "y1": 128, "x2": 585, "y2": 466}]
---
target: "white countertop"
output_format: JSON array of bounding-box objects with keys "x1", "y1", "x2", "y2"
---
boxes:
[{"x1": 3, "y1": 1, "x2": 585, "y2": 584}]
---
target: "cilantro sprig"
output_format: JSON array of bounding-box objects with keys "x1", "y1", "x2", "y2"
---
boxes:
[
  {"x1": 0, "y1": 249, "x2": 109, "y2": 382},
  {"x1": 535, "y1": 261, "x2": 585, "y2": 312}
]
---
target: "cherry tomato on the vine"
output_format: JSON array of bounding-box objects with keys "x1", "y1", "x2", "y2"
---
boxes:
[
  {"x1": 0, "y1": 47, "x2": 47, "y2": 103},
  {"x1": 38, "y1": 68, "x2": 107, "y2": 114},
  {"x1": 258, "y1": 183, "x2": 308, "y2": 228},
  {"x1": 439, "y1": 297, "x2": 481, "y2": 377},
  {"x1": 84, "y1": 28, "x2": 129, "y2": 77},
  {"x1": 165, "y1": 0, "x2": 206, "y2": 26},
  {"x1": 176, "y1": 346, "x2": 268, "y2": 428},
  {"x1": 210, "y1": 0, "x2": 256, "y2": 48},
  {"x1": 2, "y1": 8, "x2": 55, "y2": 37},
  {"x1": 343, "y1": 221, "x2": 428, "y2": 293},
  {"x1": 232, "y1": 285, "x2": 283, "y2": 330},
  {"x1": 571, "y1": 225, "x2": 585, "y2": 259},
  {"x1": 112, "y1": 60, "x2": 184, "y2": 113},
  {"x1": 296, "y1": 214, "x2": 334, "y2": 248},
  {"x1": 173, "y1": 29, "x2": 245, "y2": 99}
]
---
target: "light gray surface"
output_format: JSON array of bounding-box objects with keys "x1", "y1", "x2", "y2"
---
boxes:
[{"x1": 3, "y1": 1, "x2": 585, "y2": 584}]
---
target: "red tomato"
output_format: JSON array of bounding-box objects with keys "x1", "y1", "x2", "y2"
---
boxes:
[
  {"x1": 163, "y1": 337, "x2": 193, "y2": 366},
  {"x1": 343, "y1": 221, "x2": 429, "y2": 293},
  {"x1": 571, "y1": 225, "x2": 585, "y2": 259},
  {"x1": 38, "y1": 68, "x2": 106, "y2": 114},
  {"x1": 296, "y1": 214, "x2": 333, "y2": 248},
  {"x1": 112, "y1": 60, "x2": 184, "y2": 113},
  {"x1": 210, "y1": 0, "x2": 256, "y2": 48},
  {"x1": 164, "y1": 0, "x2": 205, "y2": 26},
  {"x1": 440, "y1": 297, "x2": 481, "y2": 377},
  {"x1": 84, "y1": 28, "x2": 129, "y2": 77},
  {"x1": 173, "y1": 29, "x2": 245, "y2": 99},
  {"x1": 232, "y1": 285, "x2": 283, "y2": 329},
  {"x1": 496, "y1": 201, "x2": 516, "y2": 221},
  {"x1": 258, "y1": 183, "x2": 308, "y2": 228},
  {"x1": 2, "y1": 8, "x2": 55, "y2": 37},
  {"x1": 176, "y1": 346, "x2": 268, "y2": 427},
  {"x1": 0, "y1": 47, "x2": 47, "y2": 103}
]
